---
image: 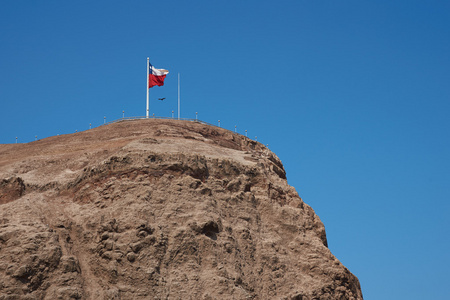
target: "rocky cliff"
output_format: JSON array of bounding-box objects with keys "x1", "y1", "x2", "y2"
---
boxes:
[{"x1": 0, "y1": 119, "x2": 363, "y2": 299}]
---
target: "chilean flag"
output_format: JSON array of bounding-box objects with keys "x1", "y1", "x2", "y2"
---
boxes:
[{"x1": 148, "y1": 63, "x2": 169, "y2": 88}]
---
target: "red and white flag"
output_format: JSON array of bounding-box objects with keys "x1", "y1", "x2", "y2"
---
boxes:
[{"x1": 148, "y1": 63, "x2": 169, "y2": 88}]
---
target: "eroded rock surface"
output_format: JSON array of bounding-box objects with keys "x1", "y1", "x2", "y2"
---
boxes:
[{"x1": 0, "y1": 119, "x2": 363, "y2": 299}]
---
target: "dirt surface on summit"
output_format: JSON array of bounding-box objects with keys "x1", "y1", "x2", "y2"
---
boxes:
[{"x1": 0, "y1": 119, "x2": 363, "y2": 299}]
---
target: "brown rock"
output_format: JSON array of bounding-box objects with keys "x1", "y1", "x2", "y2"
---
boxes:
[
  {"x1": 0, "y1": 177, "x2": 25, "y2": 204},
  {"x1": 0, "y1": 119, "x2": 363, "y2": 299}
]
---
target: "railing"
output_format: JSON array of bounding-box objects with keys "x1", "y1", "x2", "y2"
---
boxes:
[
  {"x1": 12, "y1": 116, "x2": 260, "y2": 145},
  {"x1": 103, "y1": 116, "x2": 217, "y2": 128},
  {"x1": 101, "y1": 116, "x2": 253, "y2": 140}
]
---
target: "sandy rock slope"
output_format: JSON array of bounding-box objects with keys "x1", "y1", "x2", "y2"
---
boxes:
[{"x1": 0, "y1": 119, "x2": 363, "y2": 299}]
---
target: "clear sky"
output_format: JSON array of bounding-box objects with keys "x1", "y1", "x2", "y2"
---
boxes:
[{"x1": 1, "y1": 1, "x2": 449, "y2": 299}]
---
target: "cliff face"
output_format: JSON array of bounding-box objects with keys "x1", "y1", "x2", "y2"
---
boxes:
[{"x1": 0, "y1": 119, "x2": 363, "y2": 300}]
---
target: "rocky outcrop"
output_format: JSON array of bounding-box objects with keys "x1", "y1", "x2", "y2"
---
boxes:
[
  {"x1": 0, "y1": 119, "x2": 363, "y2": 299},
  {"x1": 0, "y1": 177, "x2": 25, "y2": 205}
]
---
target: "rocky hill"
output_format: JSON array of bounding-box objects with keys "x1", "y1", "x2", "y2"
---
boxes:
[{"x1": 0, "y1": 119, "x2": 363, "y2": 299}]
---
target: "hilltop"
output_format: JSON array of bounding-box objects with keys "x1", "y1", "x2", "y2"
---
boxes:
[{"x1": 0, "y1": 119, "x2": 363, "y2": 299}]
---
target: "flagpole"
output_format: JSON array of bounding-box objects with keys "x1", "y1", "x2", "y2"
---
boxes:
[
  {"x1": 178, "y1": 73, "x2": 180, "y2": 120},
  {"x1": 146, "y1": 57, "x2": 149, "y2": 118}
]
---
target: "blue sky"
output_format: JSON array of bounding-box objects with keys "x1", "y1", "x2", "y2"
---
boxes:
[{"x1": 1, "y1": 1, "x2": 449, "y2": 298}]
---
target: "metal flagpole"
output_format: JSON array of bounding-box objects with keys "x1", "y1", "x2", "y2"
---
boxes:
[
  {"x1": 146, "y1": 57, "x2": 150, "y2": 118},
  {"x1": 178, "y1": 73, "x2": 180, "y2": 120}
]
